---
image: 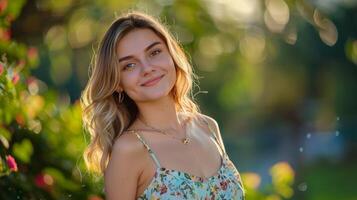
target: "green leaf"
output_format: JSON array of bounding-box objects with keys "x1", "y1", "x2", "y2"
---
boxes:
[
  {"x1": 44, "y1": 167, "x2": 81, "y2": 191},
  {"x1": 0, "y1": 134, "x2": 10, "y2": 149},
  {"x1": 12, "y1": 139, "x2": 33, "y2": 163},
  {"x1": 0, "y1": 126, "x2": 11, "y2": 140}
]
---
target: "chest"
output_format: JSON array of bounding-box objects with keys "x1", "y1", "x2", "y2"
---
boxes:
[
  {"x1": 136, "y1": 123, "x2": 224, "y2": 197},
  {"x1": 150, "y1": 122, "x2": 223, "y2": 172}
]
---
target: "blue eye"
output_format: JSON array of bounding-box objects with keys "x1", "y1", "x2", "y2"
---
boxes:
[
  {"x1": 124, "y1": 63, "x2": 135, "y2": 70},
  {"x1": 150, "y1": 49, "x2": 161, "y2": 56}
]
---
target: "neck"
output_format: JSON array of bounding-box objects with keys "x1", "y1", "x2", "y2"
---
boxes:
[{"x1": 135, "y1": 95, "x2": 185, "y2": 132}]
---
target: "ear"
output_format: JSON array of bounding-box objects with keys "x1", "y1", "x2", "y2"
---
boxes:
[{"x1": 116, "y1": 86, "x2": 123, "y2": 93}]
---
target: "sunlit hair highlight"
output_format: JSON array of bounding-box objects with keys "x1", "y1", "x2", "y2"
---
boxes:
[{"x1": 80, "y1": 11, "x2": 202, "y2": 174}]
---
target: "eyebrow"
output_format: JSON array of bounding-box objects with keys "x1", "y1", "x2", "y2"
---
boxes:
[{"x1": 118, "y1": 41, "x2": 162, "y2": 63}]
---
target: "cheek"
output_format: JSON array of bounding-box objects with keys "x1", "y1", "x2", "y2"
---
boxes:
[
  {"x1": 120, "y1": 71, "x2": 139, "y2": 89},
  {"x1": 168, "y1": 58, "x2": 176, "y2": 76},
  {"x1": 153, "y1": 52, "x2": 175, "y2": 68},
  {"x1": 163, "y1": 55, "x2": 176, "y2": 80}
]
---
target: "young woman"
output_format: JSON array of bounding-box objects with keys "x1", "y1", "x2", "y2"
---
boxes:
[{"x1": 81, "y1": 11, "x2": 245, "y2": 200}]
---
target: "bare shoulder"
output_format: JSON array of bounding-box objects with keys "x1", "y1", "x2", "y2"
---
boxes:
[
  {"x1": 111, "y1": 131, "x2": 145, "y2": 155},
  {"x1": 104, "y1": 131, "x2": 146, "y2": 200},
  {"x1": 195, "y1": 113, "x2": 226, "y2": 153},
  {"x1": 107, "y1": 132, "x2": 147, "y2": 172},
  {"x1": 196, "y1": 113, "x2": 220, "y2": 131}
]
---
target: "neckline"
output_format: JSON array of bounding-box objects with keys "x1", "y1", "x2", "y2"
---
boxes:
[
  {"x1": 137, "y1": 155, "x2": 234, "y2": 198},
  {"x1": 137, "y1": 155, "x2": 227, "y2": 197},
  {"x1": 158, "y1": 154, "x2": 227, "y2": 183}
]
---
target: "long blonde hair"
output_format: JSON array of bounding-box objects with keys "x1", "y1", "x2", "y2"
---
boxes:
[{"x1": 81, "y1": 11, "x2": 201, "y2": 174}]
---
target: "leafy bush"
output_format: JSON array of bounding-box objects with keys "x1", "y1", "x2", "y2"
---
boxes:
[
  {"x1": 0, "y1": 0, "x2": 298, "y2": 199},
  {"x1": 0, "y1": 0, "x2": 104, "y2": 199}
]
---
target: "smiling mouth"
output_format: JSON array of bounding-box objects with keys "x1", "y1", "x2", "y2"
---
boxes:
[{"x1": 141, "y1": 75, "x2": 164, "y2": 87}]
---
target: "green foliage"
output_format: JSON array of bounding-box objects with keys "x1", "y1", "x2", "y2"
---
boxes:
[
  {"x1": 241, "y1": 162, "x2": 295, "y2": 200},
  {"x1": 12, "y1": 139, "x2": 33, "y2": 163},
  {"x1": 1, "y1": 0, "x2": 356, "y2": 199},
  {"x1": 0, "y1": 57, "x2": 103, "y2": 199},
  {"x1": 305, "y1": 161, "x2": 357, "y2": 200},
  {"x1": 0, "y1": 0, "x2": 104, "y2": 199}
]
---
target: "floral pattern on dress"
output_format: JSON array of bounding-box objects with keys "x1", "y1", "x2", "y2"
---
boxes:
[{"x1": 137, "y1": 155, "x2": 245, "y2": 200}]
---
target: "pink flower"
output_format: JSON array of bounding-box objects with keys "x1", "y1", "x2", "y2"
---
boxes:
[
  {"x1": 0, "y1": 63, "x2": 4, "y2": 75},
  {"x1": 34, "y1": 174, "x2": 46, "y2": 188},
  {"x1": 159, "y1": 185, "x2": 168, "y2": 195},
  {"x1": 34, "y1": 173, "x2": 54, "y2": 188},
  {"x1": 6, "y1": 155, "x2": 18, "y2": 172},
  {"x1": 12, "y1": 73, "x2": 19, "y2": 85},
  {"x1": 220, "y1": 180, "x2": 228, "y2": 190},
  {"x1": 0, "y1": 0, "x2": 8, "y2": 13}
]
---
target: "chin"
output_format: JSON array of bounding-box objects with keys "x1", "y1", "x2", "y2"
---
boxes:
[
  {"x1": 144, "y1": 89, "x2": 172, "y2": 100},
  {"x1": 153, "y1": 92, "x2": 170, "y2": 99}
]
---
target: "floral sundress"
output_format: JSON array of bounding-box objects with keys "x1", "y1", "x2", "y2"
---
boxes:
[{"x1": 133, "y1": 118, "x2": 245, "y2": 200}]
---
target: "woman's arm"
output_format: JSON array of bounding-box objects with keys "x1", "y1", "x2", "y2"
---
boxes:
[{"x1": 104, "y1": 134, "x2": 144, "y2": 200}]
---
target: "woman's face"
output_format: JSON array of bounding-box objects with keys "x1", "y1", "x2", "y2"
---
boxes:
[{"x1": 116, "y1": 28, "x2": 176, "y2": 103}]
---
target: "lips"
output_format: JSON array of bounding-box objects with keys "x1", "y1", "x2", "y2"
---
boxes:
[{"x1": 141, "y1": 75, "x2": 164, "y2": 86}]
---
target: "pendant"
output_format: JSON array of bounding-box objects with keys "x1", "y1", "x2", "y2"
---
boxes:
[{"x1": 182, "y1": 138, "x2": 190, "y2": 144}]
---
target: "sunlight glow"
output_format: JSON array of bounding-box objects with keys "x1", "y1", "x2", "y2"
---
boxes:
[
  {"x1": 264, "y1": 0, "x2": 290, "y2": 33},
  {"x1": 241, "y1": 172, "x2": 261, "y2": 189},
  {"x1": 313, "y1": 9, "x2": 338, "y2": 46},
  {"x1": 203, "y1": 0, "x2": 260, "y2": 24}
]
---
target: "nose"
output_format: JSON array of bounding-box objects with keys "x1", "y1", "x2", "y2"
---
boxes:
[{"x1": 140, "y1": 59, "x2": 155, "y2": 75}]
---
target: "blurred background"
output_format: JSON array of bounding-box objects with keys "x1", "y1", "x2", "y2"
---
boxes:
[{"x1": 1, "y1": 0, "x2": 357, "y2": 199}]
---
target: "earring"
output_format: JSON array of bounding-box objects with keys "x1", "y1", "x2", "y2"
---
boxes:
[{"x1": 118, "y1": 91, "x2": 124, "y2": 103}]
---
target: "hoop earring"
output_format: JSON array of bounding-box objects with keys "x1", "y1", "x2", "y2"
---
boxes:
[{"x1": 118, "y1": 92, "x2": 124, "y2": 103}]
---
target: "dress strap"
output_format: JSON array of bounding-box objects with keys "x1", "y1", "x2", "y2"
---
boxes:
[
  {"x1": 201, "y1": 117, "x2": 227, "y2": 157},
  {"x1": 132, "y1": 131, "x2": 161, "y2": 168}
]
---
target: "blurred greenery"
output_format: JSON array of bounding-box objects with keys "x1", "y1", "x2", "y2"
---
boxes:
[{"x1": 1, "y1": 0, "x2": 357, "y2": 199}]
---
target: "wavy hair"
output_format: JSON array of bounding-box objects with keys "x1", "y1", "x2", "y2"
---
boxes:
[{"x1": 80, "y1": 11, "x2": 202, "y2": 174}]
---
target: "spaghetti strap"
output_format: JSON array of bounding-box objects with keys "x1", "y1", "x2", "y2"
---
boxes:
[
  {"x1": 132, "y1": 131, "x2": 161, "y2": 168},
  {"x1": 201, "y1": 116, "x2": 227, "y2": 157}
]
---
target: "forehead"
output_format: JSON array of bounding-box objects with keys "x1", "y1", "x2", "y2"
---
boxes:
[{"x1": 116, "y1": 28, "x2": 165, "y2": 56}]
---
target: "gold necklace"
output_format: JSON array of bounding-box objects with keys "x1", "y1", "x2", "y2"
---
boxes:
[{"x1": 137, "y1": 116, "x2": 191, "y2": 145}]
